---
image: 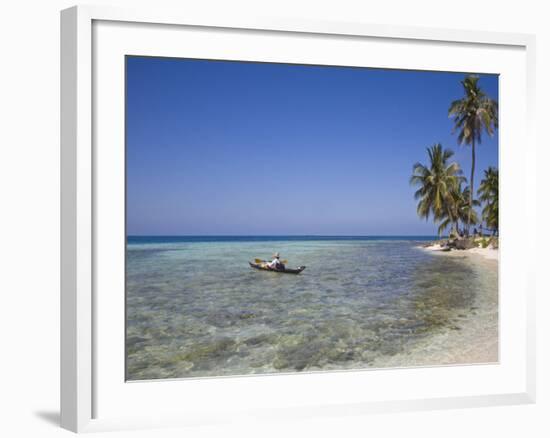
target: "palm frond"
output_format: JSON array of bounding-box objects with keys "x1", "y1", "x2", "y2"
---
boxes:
[
  {"x1": 447, "y1": 74, "x2": 498, "y2": 233},
  {"x1": 410, "y1": 143, "x2": 464, "y2": 229}
]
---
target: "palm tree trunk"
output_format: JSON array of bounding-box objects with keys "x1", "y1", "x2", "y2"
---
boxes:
[{"x1": 468, "y1": 138, "x2": 476, "y2": 236}]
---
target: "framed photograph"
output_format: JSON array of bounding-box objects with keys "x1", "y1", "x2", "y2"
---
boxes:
[{"x1": 61, "y1": 5, "x2": 536, "y2": 433}]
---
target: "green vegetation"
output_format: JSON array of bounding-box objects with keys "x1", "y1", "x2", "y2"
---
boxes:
[
  {"x1": 478, "y1": 167, "x2": 499, "y2": 234},
  {"x1": 411, "y1": 75, "x2": 499, "y2": 240},
  {"x1": 436, "y1": 183, "x2": 480, "y2": 238},
  {"x1": 410, "y1": 144, "x2": 465, "y2": 237},
  {"x1": 448, "y1": 75, "x2": 498, "y2": 234},
  {"x1": 478, "y1": 237, "x2": 490, "y2": 248}
]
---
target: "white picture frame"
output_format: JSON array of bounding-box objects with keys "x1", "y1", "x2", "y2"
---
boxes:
[{"x1": 60, "y1": 4, "x2": 536, "y2": 433}]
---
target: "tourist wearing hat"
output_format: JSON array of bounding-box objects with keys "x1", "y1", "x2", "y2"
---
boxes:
[{"x1": 267, "y1": 252, "x2": 284, "y2": 270}]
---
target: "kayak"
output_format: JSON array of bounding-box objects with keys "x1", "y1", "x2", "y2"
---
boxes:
[{"x1": 249, "y1": 261, "x2": 306, "y2": 275}]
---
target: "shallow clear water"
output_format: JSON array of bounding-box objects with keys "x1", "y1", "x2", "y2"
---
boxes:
[{"x1": 126, "y1": 237, "x2": 497, "y2": 380}]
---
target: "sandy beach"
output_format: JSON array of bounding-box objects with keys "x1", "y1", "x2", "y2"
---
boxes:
[{"x1": 422, "y1": 242, "x2": 499, "y2": 261}]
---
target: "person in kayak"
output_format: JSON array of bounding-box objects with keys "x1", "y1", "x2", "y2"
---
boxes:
[{"x1": 267, "y1": 253, "x2": 285, "y2": 270}]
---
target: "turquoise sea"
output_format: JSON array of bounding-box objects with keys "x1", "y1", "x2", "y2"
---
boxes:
[{"x1": 126, "y1": 236, "x2": 497, "y2": 380}]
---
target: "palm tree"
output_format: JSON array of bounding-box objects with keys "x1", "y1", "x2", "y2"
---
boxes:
[
  {"x1": 456, "y1": 185, "x2": 480, "y2": 230},
  {"x1": 436, "y1": 183, "x2": 479, "y2": 237},
  {"x1": 448, "y1": 75, "x2": 498, "y2": 235},
  {"x1": 478, "y1": 167, "x2": 499, "y2": 234},
  {"x1": 436, "y1": 203, "x2": 459, "y2": 238},
  {"x1": 410, "y1": 144, "x2": 465, "y2": 236}
]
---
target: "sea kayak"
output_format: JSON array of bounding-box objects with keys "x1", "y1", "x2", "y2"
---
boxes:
[{"x1": 248, "y1": 261, "x2": 306, "y2": 275}]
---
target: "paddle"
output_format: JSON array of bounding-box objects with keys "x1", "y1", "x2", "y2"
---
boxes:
[{"x1": 254, "y1": 258, "x2": 288, "y2": 264}]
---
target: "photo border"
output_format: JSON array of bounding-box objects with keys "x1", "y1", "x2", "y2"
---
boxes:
[{"x1": 61, "y1": 4, "x2": 536, "y2": 433}]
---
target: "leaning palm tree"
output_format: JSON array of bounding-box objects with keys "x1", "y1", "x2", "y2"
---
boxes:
[
  {"x1": 456, "y1": 185, "x2": 480, "y2": 230},
  {"x1": 478, "y1": 166, "x2": 499, "y2": 234},
  {"x1": 436, "y1": 206, "x2": 459, "y2": 238},
  {"x1": 448, "y1": 75, "x2": 498, "y2": 235},
  {"x1": 410, "y1": 144, "x2": 465, "y2": 236},
  {"x1": 436, "y1": 183, "x2": 478, "y2": 237}
]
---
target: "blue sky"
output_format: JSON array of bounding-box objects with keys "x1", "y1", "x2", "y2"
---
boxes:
[{"x1": 126, "y1": 57, "x2": 498, "y2": 236}]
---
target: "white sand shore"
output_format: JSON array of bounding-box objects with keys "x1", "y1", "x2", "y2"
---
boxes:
[
  {"x1": 421, "y1": 242, "x2": 498, "y2": 261},
  {"x1": 370, "y1": 310, "x2": 498, "y2": 368}
]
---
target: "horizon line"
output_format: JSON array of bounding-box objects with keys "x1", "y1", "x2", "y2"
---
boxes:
[{"x1": 127, "y1": 234, "x2": 439, "y2": 237}]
